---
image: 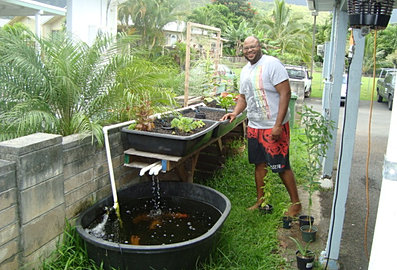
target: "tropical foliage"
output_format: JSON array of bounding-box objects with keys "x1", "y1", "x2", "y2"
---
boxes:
[
  {"x1": 0, "y1": 28, "x2": 179, "y2": 144},
  {"x1": 118, "y1": 0, "x2": 188, "y2": 49}
]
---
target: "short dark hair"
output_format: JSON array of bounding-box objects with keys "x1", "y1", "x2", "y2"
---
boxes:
[{"x1": 245, "y1": 36, "x2": 261, "y2": 47}]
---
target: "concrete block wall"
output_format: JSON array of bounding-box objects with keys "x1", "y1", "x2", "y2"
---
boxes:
[{"x1": 0, "y1": 130, "x2": 138, "y2": 270}]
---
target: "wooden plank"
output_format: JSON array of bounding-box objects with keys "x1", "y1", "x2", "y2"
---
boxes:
[
  {"x1": 124, "y1": 148, "x2": 182, "y2": 162},
  {"x1": 124, "y1": 161, "x2": 152, "y2": 168}
]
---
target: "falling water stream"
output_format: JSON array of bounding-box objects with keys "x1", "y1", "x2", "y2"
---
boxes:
[{"x1": 85, "y1": 176, "x2": 221, "y2": 245}]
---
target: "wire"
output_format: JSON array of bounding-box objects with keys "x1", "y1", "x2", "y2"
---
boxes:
[{"x1": 364, "y1": 29, "x2": 377, "y2": 260}]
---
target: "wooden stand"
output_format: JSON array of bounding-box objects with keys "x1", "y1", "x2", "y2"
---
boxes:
[{"x1": 124, "y1": 120, "x2": 246, "y2": 182}]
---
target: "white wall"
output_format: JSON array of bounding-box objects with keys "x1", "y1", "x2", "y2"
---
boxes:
[{"x1": 66, "y1": 0, "x2": 118, "y2": 45}]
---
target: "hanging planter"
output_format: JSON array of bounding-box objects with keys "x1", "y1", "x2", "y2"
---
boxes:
[{"x1": 347, "y1": 0, "x2": 395, "y2": 30}]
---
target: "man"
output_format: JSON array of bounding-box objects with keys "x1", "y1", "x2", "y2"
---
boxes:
[{"x1": 221, "y1": 36, "x2": 301, "y2": 216}]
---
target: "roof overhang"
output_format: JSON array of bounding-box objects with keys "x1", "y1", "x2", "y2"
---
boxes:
[
  {"x1": 0, "y1": 0, "x2": 66, "y2": 16},
  {"x1": 306, "y1": 0, "x2": 397, "y2": 12}
]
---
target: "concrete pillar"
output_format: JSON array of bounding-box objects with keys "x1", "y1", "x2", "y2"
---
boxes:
[{"x1": 0, "y1": 133, "x2": 65, "y2": 268}]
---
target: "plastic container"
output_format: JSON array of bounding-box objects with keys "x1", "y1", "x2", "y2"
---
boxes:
[{"x1": 122, "y1": 119, "x2": 218, "y2": 156}]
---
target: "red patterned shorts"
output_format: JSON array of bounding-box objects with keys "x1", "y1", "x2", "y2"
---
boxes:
[{"x1": 247, "y1": 122, "x2": 290, "y2": 173}]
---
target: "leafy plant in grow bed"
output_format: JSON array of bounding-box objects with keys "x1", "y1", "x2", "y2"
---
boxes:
[
  {"x1": 128, "y1": 99, "x2": 155, "y2": 131},
  {"x1": 298, "y1": 105, "x2": 334, "y2": 230},
  {"x1": 171, "y1": 115, "x2": 205, "y2": 133}
]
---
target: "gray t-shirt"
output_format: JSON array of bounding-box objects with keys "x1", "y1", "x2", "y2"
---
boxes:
[{"x1": 239, "y1": 55, "x2": 290, "y2": 129}]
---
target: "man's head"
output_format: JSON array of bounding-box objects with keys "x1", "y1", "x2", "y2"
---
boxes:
[{"x1": 243, "y1": 36, "x2": 262, "y2": 64}]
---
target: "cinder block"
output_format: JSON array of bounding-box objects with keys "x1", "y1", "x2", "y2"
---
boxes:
[
  {"x1": 0, "y1": 160, "x2": 16, "y2": 193},
  {"x1": 0, "y1": 206, "x2": 17, "y2": 229},
  {"x1": 64, "y1": 169, "x2": 93, "y2": 194},
  {"x1": 64, "y1": 180, "x2": 97, "y2": 207},
  {"x1": 65, "y1": 195, "x2": 94, "y2": 219},
  {"x1": 22, "y1": 237, "x2": 58, "y2": 270},
  {"x1": 20, "y1": 175, "x2": 64, "y2": 224},
  {"x1": 17, "y1": 144, "x2": 63, "y2": 190},
  {"x1": 0, "y1": 188, "x2": 16, "y2": 211},
  {"x1": 0, "y1": 254, "x2": 18, "y2": 270},
  {"x1": 0, "y1": 223, "x2": 18, "y2": 246},
  {"x1": 21, "y1": 204, "x2": 65, "y2": 256},
  {"x1": 0, "y1": 239, "x2": 18, "y2": 265},
  {"x1": 63, "y1": 142, "x2": 95, "y2": 165},
  {"x1": 63, "y1": 156, "x2": 94, "y2": 180},
  {"x1": 0, "y1": 133, "x2": 61, "y2": 157}
]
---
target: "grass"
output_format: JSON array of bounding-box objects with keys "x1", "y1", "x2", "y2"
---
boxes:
[
  {"x1": 40, "y1": 131, "x2": 310, "y2": 270},
  {"x1": 310, "y1": 71, "x2": 379, "y2": 100}
]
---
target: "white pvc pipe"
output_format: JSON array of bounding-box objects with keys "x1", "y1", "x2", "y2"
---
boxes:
[
  {"x1": 103, "y1": 120, "x2": 135, "y2": 210},
  {"x1": 149, "y1": 163, "x2": 163, "y2": 176},
  {"x1": 103, "y1": 102, "x2": 206, "y2": 210},
  {"x1": 139, "y1": 161, "x2": 162, "y2": 176}
]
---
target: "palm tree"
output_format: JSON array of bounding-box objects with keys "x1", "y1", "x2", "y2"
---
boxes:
[
  {"x1": 254, "y1": 0, "x2": 310, "y2": 64},
  {"x1": 224, "y1": 20, "x2": 252, "y2": 56},
  {"x1": 118, "y1": 0, "x2": 187, "y2": 49},
  {"x1": 0, "y1": 29, "x2": 134, "y2": 144}
]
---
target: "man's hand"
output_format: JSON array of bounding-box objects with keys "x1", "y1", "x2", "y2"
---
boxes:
[
  {"x1": 220, "y1": 112, "x2": 237, "y2": 123},
  {"x1": 271, "y1": 125, "x2": 282, "y2": 141}
]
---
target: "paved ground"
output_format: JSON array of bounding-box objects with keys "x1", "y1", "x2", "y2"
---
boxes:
[{"x1": 304, "y1": 97, "x2": 392, "y2": 270}]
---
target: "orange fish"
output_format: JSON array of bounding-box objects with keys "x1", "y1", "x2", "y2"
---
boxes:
[
  {"x1": 171, "y1": 212, "x2": 189, "y2": 218},
  {"x1": 133, "y1": 213, "x2": 150, "y2": 224},
  {"x1": 130, "y1": 235, "x2": 140, "y2": 245},
  {"x1": 149, "y1": 219, "x2": 162, "y2": 230}
]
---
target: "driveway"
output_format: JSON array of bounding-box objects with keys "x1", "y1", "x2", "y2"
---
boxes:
[{"x1": 304, "y1": 97, "x2": 392, "y2": 269}]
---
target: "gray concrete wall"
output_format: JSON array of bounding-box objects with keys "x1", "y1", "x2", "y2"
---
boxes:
[{"x1": 0, "y1": 130, "x2": 138, "y2": 270}]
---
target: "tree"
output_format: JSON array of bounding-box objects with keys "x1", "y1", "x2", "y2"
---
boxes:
[
  {"x1": 253, "y1": 0, "x2": 311, "y2": 66},
  {"x1": 0, "y1": 28, "x2": 176, "y2": 144},
  {"x1": 223, "y1": 19, "x2": 253, "y2": 56},
  {"x1": 213, "y1": 0, "x2": 256, "y2": 22},
  {"x1": 118, "y1": 0, "x2": 187, "y2": 49},
  {"x1": 187, "y1": 4, "x2": 230, "y2": 31}
]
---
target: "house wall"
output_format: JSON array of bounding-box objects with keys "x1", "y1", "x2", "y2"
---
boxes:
[
  {"x1": 0, "y1": 130, "x2": 139, "y2": 270},
  {"x1": 42, "y1": 17, "x2": 65, "y2": 37},
  {"x1": 66, "y1": 0, "x2": 118, "y2": 45}
]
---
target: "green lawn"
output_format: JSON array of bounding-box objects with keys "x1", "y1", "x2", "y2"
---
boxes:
[
  {"x1": 311, "y1": 72, "x2": 378, "y2": 101},
  {"x1": 41, "y1": 132, "x2": 319, "y2": 270}
]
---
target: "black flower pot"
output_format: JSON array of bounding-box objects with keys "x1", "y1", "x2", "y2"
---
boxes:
[
  {"x1": 299, "y1": 215, "x2": 314, "y2": 227},
  {"x1": 300, "y1": 225, "x2": 318, "y2": 243},
  {"x1": 296, "y1": 250, "x2": 315, "y2": 270},
  {"x1": 259, "y1": 204, "x2": 273, "y2": 214},
  {"x1": 282, "y1": 216, "x2": 293, "y2": 229}
]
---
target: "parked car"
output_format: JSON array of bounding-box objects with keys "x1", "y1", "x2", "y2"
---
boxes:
[
  {"x1": 285, "y1": 65, "x2": 312, "y2": 98},
  {"x1": 377, "y1": 70, "x2": 396, "y2": 110}
]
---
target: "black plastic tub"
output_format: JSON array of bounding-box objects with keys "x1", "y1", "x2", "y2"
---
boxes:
[
  {"x1": 76, "y1": 181, "x2": 231, "y2": 270},
  {"x1": 181, "y1": 106, "x2": 247, "y2": 138},
  {"x1": 121, "y1": 119, "x2": 218, "y2": 156}
]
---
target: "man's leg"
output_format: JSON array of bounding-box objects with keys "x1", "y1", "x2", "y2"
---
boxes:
[
  {"x1": 279, "y1": 169, "x2": 301, "y2": 216},
  {"x1": 248, "y1": 162, "x2": 267, "y2": 210}
]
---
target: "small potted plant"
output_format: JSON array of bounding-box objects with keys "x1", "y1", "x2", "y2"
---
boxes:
[
  {"x1": 297, "y1": 105, "x2": 334, "y2": 242},
  {"x1": 289, "y1": 237, "x2": 316, "y2": 270},
  {"x1": 259, "y1": 175, "x2": 273, "y2": 214}
]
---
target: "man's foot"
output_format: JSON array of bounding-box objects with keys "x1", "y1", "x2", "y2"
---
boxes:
[
  {"x1": 284, "y1": 202, "x2": 302, "y2": 217},
  {"x1": 247, "y1": 200, "x2": 263, "y2": 211}
]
